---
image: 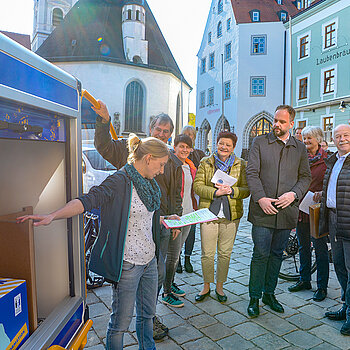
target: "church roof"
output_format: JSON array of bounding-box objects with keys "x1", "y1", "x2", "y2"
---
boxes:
[
  {"x1": 0, "y1": 31, "x2": 31, "y2": 50},
  {"x1": 230, "y1": 0, "x2": 302, "y2": 23},
  {"x1": 36, "y1": 0, "x2": 191, "y2": 88}
]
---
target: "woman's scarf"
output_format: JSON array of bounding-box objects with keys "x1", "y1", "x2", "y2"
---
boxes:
[
  {"x1": 124, "y1": 163, "x2": 161, "y2": 212},
  {"x1": 308, "y1": 147, "x2": 322, "y2": 165},
  {"x1": 213, "y1": 152, "x2": 235, "y2": 173}
]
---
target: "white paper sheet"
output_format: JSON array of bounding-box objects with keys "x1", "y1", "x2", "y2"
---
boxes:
[
  {"x1": 211, "y1": 169, "x2": 237, "y2": 187},
  {"x1": 299, "y1": 191, "x2": 317, "y2": 215},
  {"x1": 163, "y1": 208, "x2": 218, "y2": 229}
]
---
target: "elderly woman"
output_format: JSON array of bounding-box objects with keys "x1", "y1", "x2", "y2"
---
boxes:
[
  {"x1": 193, "y1": 131, "x2": 250, "y2": 302},
  {"x1": 288, "y1": 126, "x2": 329, "y2": 301}
]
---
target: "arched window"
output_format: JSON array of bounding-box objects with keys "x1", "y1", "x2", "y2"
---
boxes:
[
  {"x1": 136, "y1": 10, "x2": 140, "y2": 21},
  {"x1": 249, "y1": 117, "x2": 272, "y2": 147},
  {"x1": 127, "y1": 9, "x2": 132, "y2": 20},
  {"x1": 217, "y1": 21, "x2": 222, "y2": 38},
  {"x1": 125, "y1": 81, "x2": 144, "y2": 133},
  {"x1": 52, "y1": 8, "x2": 63, "y2": 27},
  {"x1": 218, "y1": 0, "x2": 223, "y2": 14}
]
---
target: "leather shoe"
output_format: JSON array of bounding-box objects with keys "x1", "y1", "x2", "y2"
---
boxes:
[
  {"x1": 195, "y1": 290, "x2": 210, "y2": 302},
  {"x1": 247, "y1": 298, "x2": 259, "y2": 318},
  {"x1": 215, "y1": 290, "x2": 227, "y2": 303},
  {"x1": 262, "y1": 293, "x2": 284, "y2": 313},
  {"x1": 340, "y1": 319, "x2": 350, "y2": 336},
  {"x1": 313, "y1": 289, "x2": 327, "y2": 302},
  {"x1": 288, "y1": 281, "x2": 312, "y2": 292},
  {"x1": 325, "y1": 305, "x2": 347, "y2": 320}
]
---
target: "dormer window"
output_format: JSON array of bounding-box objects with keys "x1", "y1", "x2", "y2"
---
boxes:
[
  {"x1": 279, "y1": 11, "x2": 288, "y2": 22},
  {"x1": 217, "y1": 21, "x2": 222, "y2": 38},
  {"x1": 251, "y1": 10, "x2": 260, "y2": 22},
  {"x1": 218, "y1": 0, "x2": 223, "y2": 14}
]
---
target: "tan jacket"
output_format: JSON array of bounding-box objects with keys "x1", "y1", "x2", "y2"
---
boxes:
[{"x1": 193, "y1": 154, "x2": 250, "y2": 221}]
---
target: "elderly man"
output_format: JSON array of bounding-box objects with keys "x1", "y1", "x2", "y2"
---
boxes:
[
  {"x1": 319, "y1": 124, "x2": 350, "y2": 336},
  {"x1": 246, "y1": 105, "x2": 311, "y2": 317},
  {"x1": 92, "y1": 101, "x2": 183, "y2": 340}
]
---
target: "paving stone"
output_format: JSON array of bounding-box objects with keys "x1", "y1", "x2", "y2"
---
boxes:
[
  {"x1": 201, "y1": 323, "x2": 234, "y2": 341},
  {"x1": 233, "y1": 321, "x2": 268, "y2": 340},
  {"x1": 283, "y1": 330, "x2": 322, "y2": 349},
  {"x1": 91, "y1": 314, "x2": 109, "y2": 338},
  {"x1": 85, "y1": 344, "x2": 105, "y2": 350},
  {"x1": 276, "y1": 292, "x2": 310, "y2": 308},
  {"x1": 234, "y1": 275, "x2": 250, "y2": 286},
  {"x1": 155, "y1": 338, "x2": 182, "y2": 349},
  {"x1": 124, "y1": 332, "x2": 137, "y2": 346},
  {"x1": 188, "y1": 313, "x2": 218, "y2": 329},
  {"x1": 161, "y1": 313, "x2": 186, "y2": 329},
  {"x1": 252, "y1": 332, "x2": 290, "y2": 349},
  {"x1": 93, "y1": 284, "x2": 112, "y2": 298},
  {"x1": 195, "y1": 297, "x2": 231, "y2": 315},
  {"x1": 298, "y1": 304, "x2": 327, "y2": 320},
  {"x1": 172, "y1": 298, "x2": 204, "y2": 319},
  {"x1": 310, "y1": 342, "x2": 342, "y2": 350},
  {"x1": 255, "y1": 313, "x2": 297, "y2": 336},
  {"x1": 87, "y1": 291, "x2": 100, "y2": 305},
  {"x1": 310, "y1": 324, "x2": 350, "y2": 349},
  {"x1": 182, "y1": 337, "x2": 222, "y2": 350},
  {"x1": 214, "y1": 310, "x2": 248, "y2": 327},
  {"x1": 181, "y1": 274, "x2": 204, "y2": 286},
  {"x1": 86, "y1": 329, "x2": 101, "y2": 348},
  {"x1": 156, "y1": 301, "x2": 174, "y2": 316},
  {"x1": 309, "y1": 297, "x2": 339, "y2": 309},
  {"x1": 99, "y1": 294, "x2": 112, "y2": 308},
  {"x1": 286, "y1": 313, "x2": 322, "y2": 330},
  {"x1": 224, "y1": 282, "x2": 247, "y2": 295},
  {"x1": 217, "y1": 333, "x2": 255, "y2": 349},
  {"x1": 319, "y1": 316, "x2": 343, "y2": 330},
  {"x1": 89, "y1": 302, "x2": 110, "y2": 318},
  {"x1": 167, "y1": 324, "x2": 203, "y2": 344},
  {"x1": 263, "y1": 302, "x2": 300, "y2": 319}
]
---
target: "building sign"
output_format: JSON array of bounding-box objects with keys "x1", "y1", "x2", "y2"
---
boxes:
[
  {"x1": 207, "y1": 108, "x2": 220, "y2": 115},
  {"x1": 316, "y1": 48, "x2": 350, "y2": 65}
]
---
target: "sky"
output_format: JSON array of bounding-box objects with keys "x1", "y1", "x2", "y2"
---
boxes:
[{"x1": 0, "y1": 0, "x2": 212, "y2": 114}]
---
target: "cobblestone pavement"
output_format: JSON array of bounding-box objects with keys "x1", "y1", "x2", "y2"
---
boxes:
[{"x1": 85, "y1": 200, "x2": 349, "y2": 349}]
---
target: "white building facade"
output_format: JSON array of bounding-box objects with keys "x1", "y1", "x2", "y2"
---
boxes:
[
  {"x1": 34, "y1": 0, "x2": 190, "y2": 140},
  {"x1": 196, "y1": 0, "x2": 300, "y2": 158}
]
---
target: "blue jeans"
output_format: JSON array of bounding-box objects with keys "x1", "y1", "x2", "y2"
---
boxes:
[
  {"x1": 249, "y1": 225, "x2": 291, "y2": 298},
  {"x1": 328, "y1": 210, "x2": 350, "y2": 307},
  {"x1": 158, "y1": 226, "x2": 171, "y2": 295},
  {"x1": 106, "y1": 257, "x2": 157, "y2": 350},
  {"x1": 296, "y1": 222, "x2": 329, "y2": 289}
]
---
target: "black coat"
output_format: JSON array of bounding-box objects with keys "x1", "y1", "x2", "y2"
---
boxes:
[
  {"x1": 94, "y1": 116, "x2": 183, "y2": 216},
  {"x1": 246, "y1": 132, "x2": 311, "y2": 229},
  {"x1": 319, "y1": 153, "x2": 350, "y2": 239}
]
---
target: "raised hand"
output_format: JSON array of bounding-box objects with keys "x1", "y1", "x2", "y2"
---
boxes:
[{"x1": 91, "y1": 100, "x2": 110, "y2": 123}]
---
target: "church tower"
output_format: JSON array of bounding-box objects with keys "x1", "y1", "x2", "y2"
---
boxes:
[
  {"x1": 32, "y1": 0, "x2": 78, "y2": 52},
  {"x1": 122, "y1": 0, "x2": 148, "y2": 64}
]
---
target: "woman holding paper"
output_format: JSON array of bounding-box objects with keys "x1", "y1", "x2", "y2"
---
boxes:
[
  {"x1": 193, "y1": 131, "x2": 250, "y2": 302},
  {"x1": 17, "y1": 134, "x2": 179, "y2": 350},
  {"x1": 288, "y1": 126, "x2": 329, "y2": 301}
]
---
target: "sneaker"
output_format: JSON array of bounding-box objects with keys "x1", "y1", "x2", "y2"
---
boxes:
[
  {"x1": 171, "y1": 282, "x2": 186, "y2": 297},
  {"x1": 162, "y1": 293, "x2": 184, "y2": 307},
  {"x1": 153, "y1": 319, "x2": 167, "y2": 341},
  {"x1": 154, "y1": 315, "x2": 168, "y2": 333}
]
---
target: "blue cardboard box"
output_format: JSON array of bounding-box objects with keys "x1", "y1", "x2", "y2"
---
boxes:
[{"x1": 0, "y1": 278, "x2": 29, "y2": 350}]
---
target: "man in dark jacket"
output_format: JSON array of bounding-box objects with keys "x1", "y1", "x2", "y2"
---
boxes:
[
  {"x1": 319, "y1": 124, "x2": 350, "y2": 336},
  {"x1": 246, "y1": 105, "x2": 311, "y2": 318},
  {"x1": 92, "y1": 101, "x2": 183, "y2": 340}
]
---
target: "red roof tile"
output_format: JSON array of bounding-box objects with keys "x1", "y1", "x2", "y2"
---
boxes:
[
  {"x1": 1, "y1": 30, "x2": 31, "y2": 50},
  {"x1": 230, "y1": 0, "x2": 301, "y2": 24}
]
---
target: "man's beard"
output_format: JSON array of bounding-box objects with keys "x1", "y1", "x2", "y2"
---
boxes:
[{"x1": 273, "y1": 126, "x2": 287, "y2": 137}]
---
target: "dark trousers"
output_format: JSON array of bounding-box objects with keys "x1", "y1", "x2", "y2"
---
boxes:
[
  {"x1": 328, "y1": 210, "x2": 350, "y2": 307},
  {"x1": 249, "y1": 225, "x2": 291, "y2": 298},
  {"x1": 296, "y1": 222, "x2": 329, "y2": 289},
  {"x1": 184, "y1": 224, "x2": 196, "y2": 256}
]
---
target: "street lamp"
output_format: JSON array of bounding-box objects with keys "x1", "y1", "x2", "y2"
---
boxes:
[{"x1": 339, "y1": 101, "x2": 350, "y2": 112}]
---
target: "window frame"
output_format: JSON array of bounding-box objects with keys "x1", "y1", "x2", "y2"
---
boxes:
[
  {"x1": 52, "y1": 7, "x2": 64, "y2": 27},
  {"x1": 252, "y1": 10, "x2": 260, "y2": 22},
  {"x1": 209, "y1": 52, "x2": 215, "y2": 70},
  {"x1": 218, "y1": 0, "x2": 223, "y2": 14},
  {"x1": 298, "y1": 77, "x2": 308, "y2": 100},
  {"x1": 320, "y1": 65, "x2": 337, "y2": 97},
  {"x1": 321, "y1": 114, "x2": 335, "y2": 143},
  {"x1": 323, "y1": 68, "x2": 335, "y2": 94},
  {"x1": 199, "y1": 91, "x2": 206, "y2": 108},
  {"x1": 227, "y1": 18, "x2": 231, "y2": 31},
  {"x1": 297, "y1": 31, "x2": 311, "y2": 61},
  {"x1": 224, "y1": 81, "x2": 231, "y2": 100},
  {"x1": 251, "y1": 35, "x2": 267, "y2": 55},
  {"x1": 322, "y1": 18, "x2": 338, "y2": 51},
  {"x1": 225, "y1": 42, "x2": 232, "y2": 62},
  {"x1": 208, "y1": 32, "x2": 212, "y2": 44},
  {"x1": 217, "y1": 21, "x2": 223, "y2": 38},
  {"x1": 200, "y1": 57, "x2": 206, "y2": 74},
  {"x1": 250, "y1": 76, "x2": 266, "y2": 97}
]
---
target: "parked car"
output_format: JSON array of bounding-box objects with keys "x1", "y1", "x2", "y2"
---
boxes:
[{"x1": 82, "y1": 145, "x2": 116, "y2": 194}]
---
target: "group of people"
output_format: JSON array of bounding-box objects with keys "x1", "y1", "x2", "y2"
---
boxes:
[{"x1": 17, "y1": 102, "x2": 350, "y2": 349}]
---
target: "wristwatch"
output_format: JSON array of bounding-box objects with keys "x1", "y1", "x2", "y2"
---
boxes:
[{"x1": 293, "y1": 192, "x2": 298, "y2": 200}]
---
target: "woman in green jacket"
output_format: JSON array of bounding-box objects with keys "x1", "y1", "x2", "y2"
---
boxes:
[{"x1": 193, "y1": 131, "x2": 250, "y2": 302}]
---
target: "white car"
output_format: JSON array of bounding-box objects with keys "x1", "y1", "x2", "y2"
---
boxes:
[{"x1": 82, "y1": 145, "x2": 116, "y2": 194}]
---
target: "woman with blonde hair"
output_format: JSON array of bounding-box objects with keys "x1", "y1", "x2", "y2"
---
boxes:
[{"x1": 17, "y1": 133, "x2": 178, "y2": 350}]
